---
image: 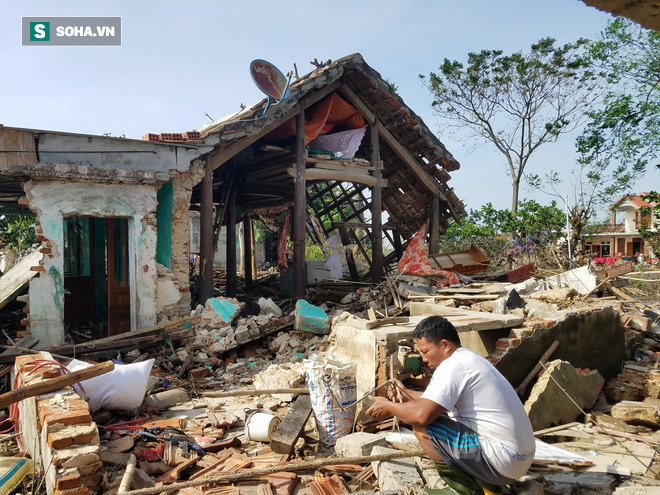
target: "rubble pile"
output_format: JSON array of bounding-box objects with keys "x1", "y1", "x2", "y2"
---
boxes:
[{"x1": 2, "y1": 262, "x2": 660, "y2": 494}]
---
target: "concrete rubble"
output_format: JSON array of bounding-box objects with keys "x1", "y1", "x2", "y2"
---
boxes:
[
  {"x1": 524, "y1": 359, "x2": 604, "y2": 430},
  {"x1": 3, "y1": 261, "x2": 660, "y2": 495}
]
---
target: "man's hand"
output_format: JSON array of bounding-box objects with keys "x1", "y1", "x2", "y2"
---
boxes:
[
  {"x1": 365, "y1": 396, "x2": 394, "y2": 421},
  {"x1": 388, "y1": 378, "x2": 423, "y2": 402}
]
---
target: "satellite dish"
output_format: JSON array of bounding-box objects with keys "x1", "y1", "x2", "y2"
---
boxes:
[{"x1": 250, "y1": 59, "x2": 292, "y2": 117}]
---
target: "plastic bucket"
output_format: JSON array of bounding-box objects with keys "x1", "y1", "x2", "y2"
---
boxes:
[{"x1": 244, "y1": 412, "x2": 281, "y2": 442}]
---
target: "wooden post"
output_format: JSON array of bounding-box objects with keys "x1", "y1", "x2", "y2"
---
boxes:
[
  {"x1": 338, "y1": 226, "x2": 359, "y2": 281},
  {"x1": 429, "y1": 193, "x2": 440, "y2": 255},
  {"x1": 293, "y1": 108, "x2": 306, "y2": 301},
  {"x1": 250, "y1": 218, "x2": 257, "y2": 278},
  {"x1": 199, "y1": 160, "x2": 214, "y2": 304},
  {"x1": 393, "y1": 230, "x2": 403, "y2": 261},
  {"x1": 243, "y1": 214, "x2": 253, "y2": 288},
  {"x1": 270, "y1": 395, "x2": 313, "y2": 455},
  {"x1": 226, "y1": 182, "x2": 237, "y2": 297},
  {"x1": 370, "y1": 118, "x2": 383, "y2": 284}
]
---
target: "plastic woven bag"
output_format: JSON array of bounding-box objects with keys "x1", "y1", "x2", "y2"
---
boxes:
[{"x1": 304, "y1": 357, "x2": 357, "y2": 446}]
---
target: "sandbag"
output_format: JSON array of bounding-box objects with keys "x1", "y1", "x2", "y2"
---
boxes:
[
  {"x1": 68, "y1": 358, "x2": 154, "y2": 412},
  {"x1": 304, "y1": 357, "x2": 356, "y2": 446}
]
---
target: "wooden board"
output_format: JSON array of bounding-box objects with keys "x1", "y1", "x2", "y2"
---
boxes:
[
  {"x1": 0, "y1": 128, "x2": 37, "y2": 169},
  {"x1": 595, "y1": 261, "x2": 634, "y2": 282},
  {"x1": 0, "y1": 251, "x2": 42, "y2": 311},
  {"x1": 348, "y1": 308, "x2": 524, "y2": 333},
  {"x1": 270, "y1": 394, "x2": 313, "y2": 455},
  {"x1": 428, "y1": 243, "x2": 490, "y2": 275},
  {"x1": 408, "y1": 306, "x2": 525, "y2": 332}
]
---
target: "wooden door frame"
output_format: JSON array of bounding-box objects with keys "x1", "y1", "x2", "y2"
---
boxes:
[{"x1": 107, "y1": 217, "x2": 133, "y2": 336}]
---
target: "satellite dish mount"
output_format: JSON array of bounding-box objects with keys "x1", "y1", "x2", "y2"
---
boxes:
[{"x1": 249, "y1": 59, "x2": 292, "y2": 118}]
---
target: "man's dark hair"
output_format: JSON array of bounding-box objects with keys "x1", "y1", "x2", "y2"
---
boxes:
[{"x1": 413, "y1": 316, "x2": 460, "y2": 346}]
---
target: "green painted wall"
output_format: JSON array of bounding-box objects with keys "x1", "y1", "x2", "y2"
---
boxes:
[{"x1": 156, "y1": 180, "x2": 173, "y2": 269}]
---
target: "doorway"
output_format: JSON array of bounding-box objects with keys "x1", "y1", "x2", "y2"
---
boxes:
[{"x1": 63, "y1": 217, "x2": 131, "y2": 339}]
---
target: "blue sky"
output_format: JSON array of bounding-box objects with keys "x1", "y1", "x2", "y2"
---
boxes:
[{"x1": 2, "y1": 1, "x2": 653, "y2": 213}]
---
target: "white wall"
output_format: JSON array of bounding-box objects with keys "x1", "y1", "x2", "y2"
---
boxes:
[{"x1": 25, "y1": 180, "x2": 159, "y2": 347}]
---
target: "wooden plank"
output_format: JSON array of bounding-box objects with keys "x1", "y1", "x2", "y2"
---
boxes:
[
  {"x1": 596, "y1": 261, "x2": 634, "y2": 281},
  {"x1": 0, "y1": 360, "x2": 114, "y2": 408},
  {"x1": 0, "y1": 128, "x2": 37, "y2": 169},
  {"x1": 0, "y1": 251, "x2": 42, "y2": 311},
  {"x1": 287, "y1": 167, "x2": 387, "y2": 188},
  {"x1": 434, "y1": 288, "x2": 487, "y2": 295},
  {"x1": 311, "y1": 161, "x2": 373, "y2": 172},
  {"x1": 407, "y1": 307, "x2": 525, "y2": 332},
  {"x1": 307, "y1": 157, "x2": 374, "y2": 171},
  {"x1": 406, "y1": 294, "x2": 499, "y2": 301},
  {"x1": 46, "y1": 316, "x2": 198, "y2": 357},
  {"x1": 609, "y1": 284, "x2": 646, "y2": 309},
  {"x1": 203, "y1": 387, "x2": 308, "y2": 399},
  {"x1": 118, "y1": 448, "x2": 426, "y2": 495},
  {"x1": 365, "y1": 317, "x2": 409, "y2": 329},
  {"x1": 270, "y1": 394, "x2": 313, "y2": 455}
]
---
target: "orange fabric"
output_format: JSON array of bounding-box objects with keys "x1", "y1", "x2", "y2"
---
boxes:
[
  {"x1": 302, "y1": 93, "x2": 365, "y2": 144},
  {"x1": 267, "y1": 93, "x2": 365, "y2": 143},
  {"x1": 398, "y1": 220, "x2": 460, "y2": 288}
]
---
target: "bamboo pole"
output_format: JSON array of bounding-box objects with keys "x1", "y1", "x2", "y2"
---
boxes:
[
  {"x1": 202, "y1": 388, "x2": 309, "y2": 398},
  {"x1": 515, "y1": 340, "x2": 560, "y2": 397},
  {"x1": 118, "y1": 454, "x2": 137, "y2": 494}
]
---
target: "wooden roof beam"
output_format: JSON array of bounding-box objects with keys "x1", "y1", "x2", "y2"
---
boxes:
[
  {"x1": 338, "y1": 84, "x2": 445, "y2": 200},
  {"x1": 287, "y1": 167, "x2": 387, "y2": 188}
]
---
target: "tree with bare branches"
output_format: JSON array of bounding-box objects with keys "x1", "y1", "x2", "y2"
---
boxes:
[{"x1": 421, "y1": 38, "x2": 600, "y2": 213}]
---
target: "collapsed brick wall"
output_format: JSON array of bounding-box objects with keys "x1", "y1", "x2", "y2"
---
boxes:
[
  {"x1": 165, "y1": 159, "x2": 205, "y2": 318},
  {"x1": 15, "y1": 353, "x2": 101, "y2": 495},
  {"x1": 18, "y1": 216, "x2": 56, "y2": 335},
  {"x1": 491, "y1": 306, "x2": 629, "y2": 387}
]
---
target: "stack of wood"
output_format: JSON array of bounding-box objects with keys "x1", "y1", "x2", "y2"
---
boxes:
[{"x1": 45, "y1": 316, "x2": 198, "y2": 362}]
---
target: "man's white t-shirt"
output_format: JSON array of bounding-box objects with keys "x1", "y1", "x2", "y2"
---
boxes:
[{"x1": 420, "y1": 347, "x2": 535, "y2": 480}]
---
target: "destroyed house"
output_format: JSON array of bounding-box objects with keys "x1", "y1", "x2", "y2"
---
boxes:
[
  {"x1": 190, "y1": 53, "x2": 466, "y2": 301},
  {"x1": 0, "y1": 127, "x2": 207, "y2": 347},
  {"x1": 0, "y1": 53, "x2": 465, "y2": 348}
]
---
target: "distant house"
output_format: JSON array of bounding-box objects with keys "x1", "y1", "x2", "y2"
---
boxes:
[{"x1": 582, "y1": 193, "x2": 658, "y2": 258}]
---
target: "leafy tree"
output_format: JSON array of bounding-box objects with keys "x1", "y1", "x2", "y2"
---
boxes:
[
  {"x1": 0, "y1": 214, "x2": 37, "y2": 257},
  {"x1": 527, "y1": 19, "x2": 656, "y2": 254},
  {"x1": 421, "y1": 38, "x2": 600, "y2": 213},
  {"x1": 441, "y1": 203, "x2": 511, "y2": 253},
  {"x1": 526, "y1": 162, "x2": 617, "y2": 254},
  {"x1": 440, "y1": 200, "x2": 566, "y2": 268},
  {"x1": 578, "y1": 18, "x2": 660, "y2": 176}
]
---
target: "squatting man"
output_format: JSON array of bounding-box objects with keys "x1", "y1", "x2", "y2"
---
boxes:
[{"x1": 366, "y1": 315, "x2": 535, "y2": 488}]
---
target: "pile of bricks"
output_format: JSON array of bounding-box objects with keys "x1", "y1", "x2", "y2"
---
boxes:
[
  {"x1": 141, "y1": 131, "x2": 203, "y2": 143},
  {"x1": 15, "y1": 353, "x2": 101, "y2": 495}
]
